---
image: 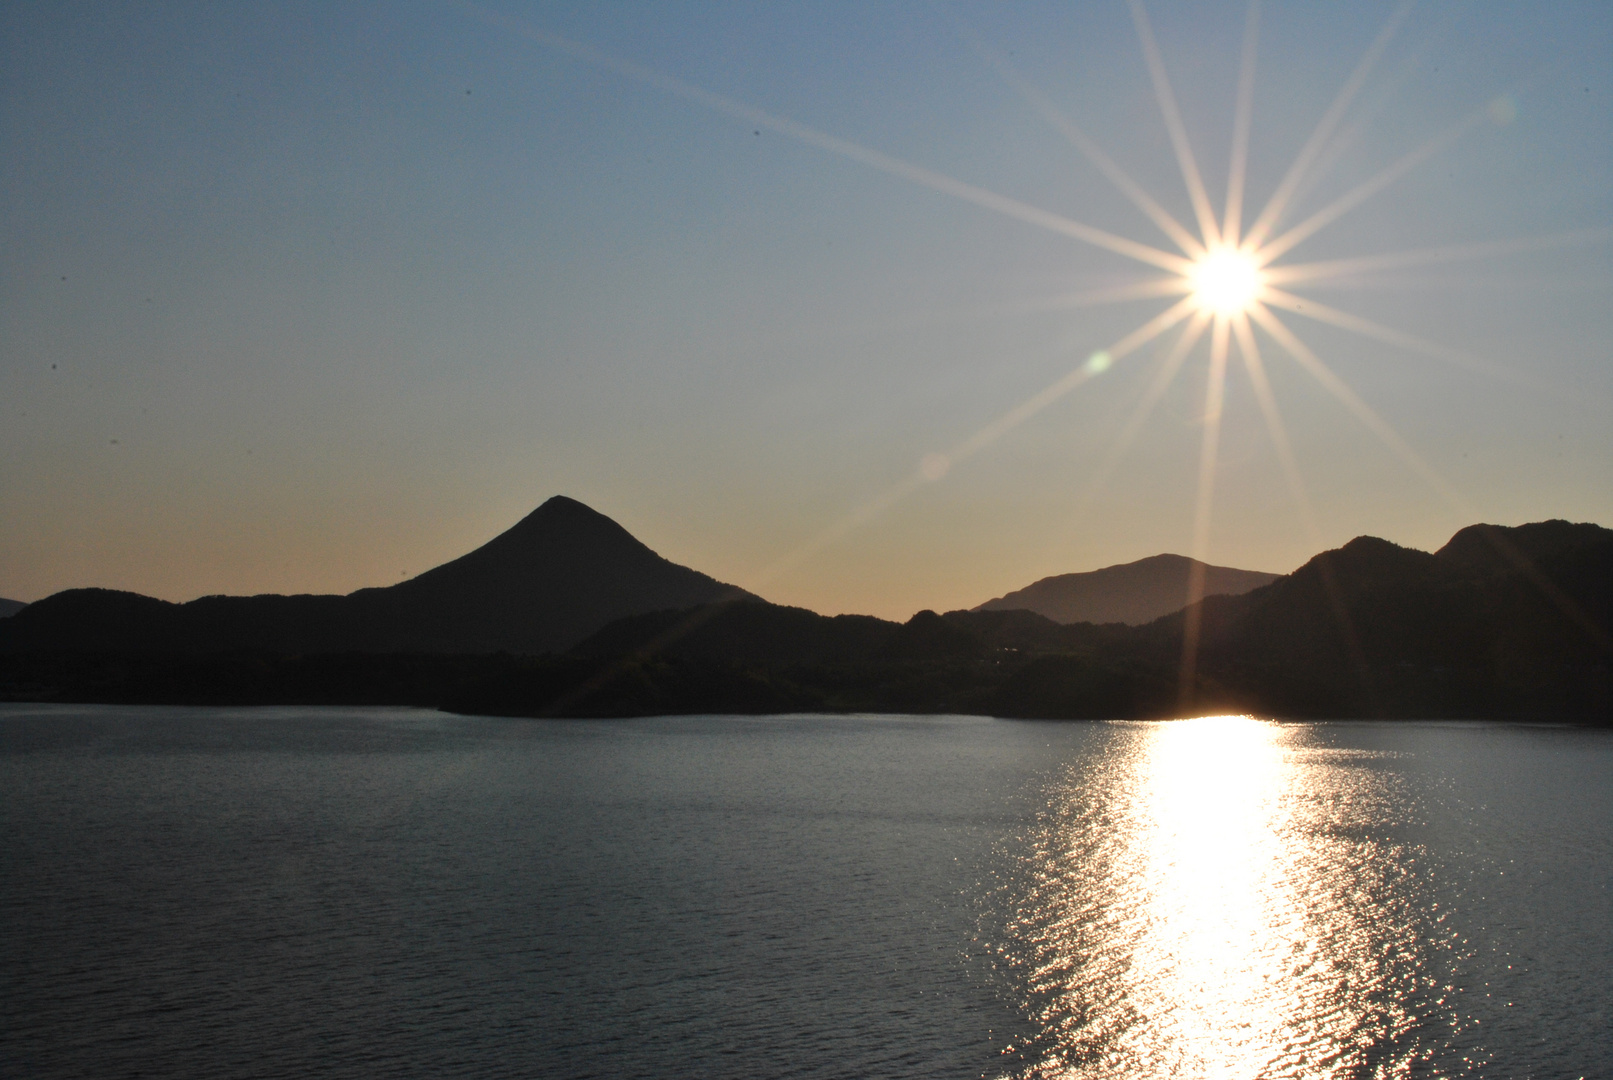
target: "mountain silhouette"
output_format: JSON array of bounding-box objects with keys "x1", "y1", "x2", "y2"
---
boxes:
[
  {"x1": 569, "y1": 599, "x2": 1129, "y2": 667},
  {"x1": 0, "y1": 599, "x2": 25, "y2": 619},
  {"x1": 0, "y1": 496, "x2": 757, "y2": 655},
  {"x1": 542, "y1": 521, "x2": 1611, "y2": 720},
  {"x1": 2, "y1": 516, "x2": 1608, "y2": 723},
  {"x1": 573, "y1": 600, "x2": 898, "y2": 665},
  {"x1": 1168, "y1": 520, "x2": 1613, "y2": 718},
  {"x1": 1436, "y1": 519, "x2": 1613, "y2": 575},
  {"x1": 975, "y1": 553, "x2": 1278, "y2": 625},
  {"x1": 349, "y1": 496, "x2": 759, "y2": 652}
]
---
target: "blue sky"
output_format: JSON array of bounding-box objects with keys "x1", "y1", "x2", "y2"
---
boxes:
[{"x1": 3, "y1": 1, "x2": 1610, "y2": 618}]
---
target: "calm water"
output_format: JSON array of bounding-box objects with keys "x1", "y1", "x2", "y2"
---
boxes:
[{"x1": 1, "y1": 706, "x2": 1608, "y2": 1079}]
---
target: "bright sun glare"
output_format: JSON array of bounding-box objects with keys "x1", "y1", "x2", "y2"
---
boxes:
[
  {"x1": 509, "y1": 0, "x2": 1601, "y2": 706},
  {"x1": 1188, "y1": 248, "x2": 1264, "y2": 316},
  {"x1": 1187, "y1": 251, "x2": 1258, "y2": 319}
]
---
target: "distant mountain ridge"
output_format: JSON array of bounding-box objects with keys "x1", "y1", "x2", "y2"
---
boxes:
[
  {"x1": 1171, "y1": 519, "x2": 1613, "y2": 718},
  {"x1": 975, "y1": 553, "x2": 1279, "y2": 625},
  {"x1": 456, "y1": 518, "x2": 1612, "y2": 720},
  {"x1": 3, "y1": 509, "x2": 1609, "y2": 722},
  {"x1": 0, "y1": 599, "x2": 25, "y2": 619},
  {"x1": 0, "y1": 496, "x2": 756, "y2": 655}
]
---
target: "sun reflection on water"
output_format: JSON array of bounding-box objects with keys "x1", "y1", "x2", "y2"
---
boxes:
[{"x1": 1003, "y1": 717, "x2": 1455, "y2": 1079}]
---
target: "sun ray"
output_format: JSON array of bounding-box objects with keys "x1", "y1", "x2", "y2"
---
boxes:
[
  {"x1": 1231, "y1": 313, "x2": 1317, "y2": 541},
  {"x1": 1281, "y1": 7, "x2": 1458, "y2": 219},
  {"x1": 850, "y1": 279, "x2": 1193, "y2": 336},
  {"x1": 1285, "y1": 272, "x2": 1613, "y2": 295},
  {"x1": 1190, "y1": 317, "x2": 1233, "y2": 571},
  {"x1": 748, "y1": 475, "x2": 931, "y2": 589},
  {"x1": 464, "y1": 2, "x2": 1194, "y2": 275},
  {"x1": 962, "y1": 277, "x2": 1193, "y2": 319},
  {"x1": 952, "y1": 296, "x2": 1200, "y2": 462},
  {"x1": 467, "y1": 0, "x2": 1612, "y2": 667},
  {"x1": 789, "y1": 276, "x2": 1198, "y2": 343},
  {"x1": 748, "y1": 296, "x2": 1201, "y2": 588},
  {"x1": 1262, "y1": 228, "x2": 1613, "y2": 287},
  {"x1": 1256, "y1": 106, "x2": 1491, "y2": 266},
  {"x1": 1307, "y1": 8, "x2": 1570, "y2": 222},
  {"x1": 964, "y1": 33, "x2": 1207, "y2": 259},
  {"x1": 1049, "y1": 311, "x2": 1211, "y2": 564},
  {"x1": 1180, "y1": 316, "x2": 1233, "y2": 708},
  {"x1": 1129, "y1": 0, "x2": 1222, "y2": 248},
  {"x1": 1258, "y1": 285, "x2": 1529, "y2": 384},
  {"x1": 1232, "y1": 312, "x2": 1382, "y2": 705},
  {"x1": 1072, "y1": 311, "x2": 1213, "y2": 515},
  {"x1": 1222, "y1": 0, "x2": 1261, "y2": 246},
  {"x1": 1247, "y1": 302, "x2": 1467, "y2": 513},
  {"x1": 1250, "y1": 308, "x2": 1613, "y2": 659},
  {"x1": 1242, "y1": 0, "x2": 1415, "y2": 251},
  {"x1": 1286, "y1": 114, "x2": 1371, "y2": 221}
]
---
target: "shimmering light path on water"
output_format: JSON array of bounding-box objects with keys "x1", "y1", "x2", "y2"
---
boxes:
[
  {"x1": 1, "y1": 707, "x2": 1608, "y2": 1079},
  {"x1": 1005, "y1": 717, "x2": 1455, "y2": 1077}
]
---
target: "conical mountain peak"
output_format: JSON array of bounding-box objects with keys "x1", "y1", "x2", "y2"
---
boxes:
[
  {"x1": 400, "y1": 495, "x2": 657, "y2": 592},
  {"x1": 371, "y1": 496, "x2": 759, "y2": 651},
  {"x1": 1, "y1": 496, "x2": 758, "y2": 656}
]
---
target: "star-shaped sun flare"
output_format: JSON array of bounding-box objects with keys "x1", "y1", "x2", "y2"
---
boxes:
[
  {"x1": 489, "y1": 0, "x2": 1603, "y2": 696},
  {"x1": 1187, "y1": 248, "x2": 1264, "y2": 317}
]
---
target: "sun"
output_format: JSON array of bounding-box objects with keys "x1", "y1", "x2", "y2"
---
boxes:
[
  {"x1": 493, "y1": 0, "x2": 1601, "y2": 673},
  {"x1": 1188, "y1": 247, "x2": 1263, "y2": 317}
]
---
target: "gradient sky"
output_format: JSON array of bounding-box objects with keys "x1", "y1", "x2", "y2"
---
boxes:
[{"x1": 3, "y1": 1, "x2": 1610, "y2": 620}]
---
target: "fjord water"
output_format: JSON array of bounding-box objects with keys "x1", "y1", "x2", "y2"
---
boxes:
[{"x1": 2, "y1": 708, "x2": 1607, "y2": 1079}]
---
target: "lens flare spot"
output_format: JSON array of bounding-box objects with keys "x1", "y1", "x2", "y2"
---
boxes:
[
  {"x1": 1189, "y1": 247, "x2": 1264, "y2": 316},
  {"x1": 1085, "y1": 350, "x2": 1113, "y2": 374},
  {"x1": 919, "y1": 452, "x2": 951, "y2": 481}
]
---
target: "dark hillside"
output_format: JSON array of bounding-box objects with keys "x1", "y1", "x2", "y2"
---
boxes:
[
  {"x1": 0, "y1": 497, "x2": 756, "y2": 656},
  {"x1": 1167, "y1": 524, "x2": 1613, "y2": 719},
  {"x1": 348, "y1": 496, "x2": 758, "y2": 653},
  {"x1": 976, "y1": 553, "x2": 1278, "y2": 625},
  {"x1": 572, "y1": 601, "x2": 898, "y2": 665},
  {"x1": 1436, "y1": 519, "x2": 1613, "y2": 575},
  {"x1": 3, "y1": 517, "x2": 1607, "y2": 723}
]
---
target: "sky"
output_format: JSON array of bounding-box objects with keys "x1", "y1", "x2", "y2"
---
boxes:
[{"x1": 2, "y1": 1, "x2": 1610, "y2": 620}]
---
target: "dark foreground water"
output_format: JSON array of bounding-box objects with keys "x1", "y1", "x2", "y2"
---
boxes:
[{"x1": 1, "y1": 707, "x2": 1608, "y2": 1079}]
